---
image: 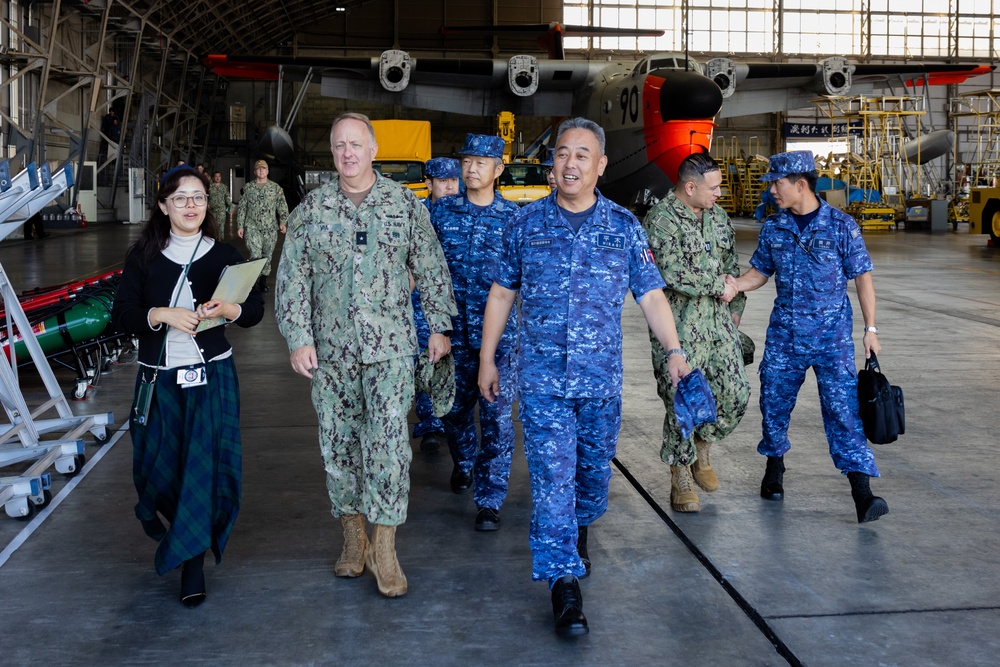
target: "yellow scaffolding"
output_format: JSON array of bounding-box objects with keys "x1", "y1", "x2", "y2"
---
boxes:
[
  {"x1": 713, "y1": 136, "x2": 739, "y2": 214},
  {"x1": 812, "y1": 95, "x2": 926, "y2": 230}
]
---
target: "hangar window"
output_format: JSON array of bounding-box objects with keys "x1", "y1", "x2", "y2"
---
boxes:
[{"x1": 564, "y1": 0, "x2": 998, "y2": 59}]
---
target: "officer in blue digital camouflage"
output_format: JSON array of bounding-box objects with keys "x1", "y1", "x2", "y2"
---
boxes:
[
  {"x1": 479, "y1": 118, "x2": 691, "y2": 637},
  {"x1": 642, "y1": 153, "x2": 751, "y2": 514},
  {"x1": 410, "y1": 156, "x2": 463, "y2": 453},
  {"x1": 276, "y1": 113, "x2": 457, "y2": 598},
  {"x1": 728, "y1": 149, "x2": 888, "y2": 524},
  {"x1": 430, "y1": 134, "x2": 520, "y2": 532},
  {"x1": 423, "y1": 157, "x2": 461, "y2": 208}
]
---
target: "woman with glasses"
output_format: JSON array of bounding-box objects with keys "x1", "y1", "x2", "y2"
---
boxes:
[{"x1": 112, "y1": 165, "x2": 264, "y2": 607}]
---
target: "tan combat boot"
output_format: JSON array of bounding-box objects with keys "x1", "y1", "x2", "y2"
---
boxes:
[
  {"x1": 366, "y1": 524, "x2": 408, "y2": 597},
  {"x1": 670, "y1": 465, "x2": 701, "y2": 512},
  {"x1": 691, "y1": 438, "x2": 719, "y2": 492},
  {"x1": 334, "y1": 514, "x2": 369, "y2": 578}
]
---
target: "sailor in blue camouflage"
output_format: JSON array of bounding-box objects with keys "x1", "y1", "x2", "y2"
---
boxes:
[
  {"x1": 734, "y1": 150, "x2": 881, "y2": 476},
  {"x1": 237, "y1": 160, "x2": 289, "y2": 277},
  {"x1": 411, "y1": 156, "x2": 463, "y2": 442},
  {"x1": 479, "y1": 119, "x2": 690, "y2": 590},
  {"x1": 275, "y1": 115, "x2": 457, "y2": 526},
  {"x1": 642, "y1": 154, "x2": 750, "y2": 468},
  {"x1": 430, "y1": 134, "x2": 520, "y2": 516}
]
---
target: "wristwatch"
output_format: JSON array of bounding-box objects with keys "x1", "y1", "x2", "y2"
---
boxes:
[
  {"x1": 864, "y1": 326, "x2": 879, "y2": 335},
  {"x1": 665, "y1": 348, "x2": 687, "y2": 360}
]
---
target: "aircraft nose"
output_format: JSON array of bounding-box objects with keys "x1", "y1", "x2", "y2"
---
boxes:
[{"x1": 651, "y1": 69, "x2": 724, "y2": 122}]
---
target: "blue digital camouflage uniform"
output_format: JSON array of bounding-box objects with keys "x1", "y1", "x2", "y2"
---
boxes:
[
  {"x1": 409, "y1": 159, "x2": 462, "y2": 440},
  {"x1": 431, "y1": 188, "x2": 520, "y2": 511},
  {"x1": 642, "y1": 190, "x2": 751, "y2": 465},
  {"x1": 275, "y1": 172, "x2": 457, "y2": 526},
  {"x1": 749, "y1": 197, "x2": 879, "y2": 477},
  {"x1": 410, "y1": 288, "x2": 444, "y2": 439},
  {"x1": 495, "y1": 190, "x2": 666, "y2": 583}
]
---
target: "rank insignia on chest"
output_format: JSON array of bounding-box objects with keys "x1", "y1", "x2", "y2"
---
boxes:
[
  {"x1": 597, "y1": 233, "x2": 625, "y2": 250},
  {"x1": 356, "y1": 231, "x2": 368, "y2": 246},
  {"x1": 528, "y1": 238, "x2": 552, "y2": 248}
]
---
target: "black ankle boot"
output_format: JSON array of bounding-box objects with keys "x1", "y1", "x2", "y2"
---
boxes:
[
  {"x1": 180, "y1": 552, "x2": 207, "y2": 607},
  {"x1": 551, "y1": 575, "x2": 588, "y2": 637},
  {"x1": 577, "y1": 526, "x2": 591, "y2": 578},
  {"x1": 760, "y1": 455, "x2": 785, "y2": 501},
  {"x1": 847, "y1": 471, "x2": 889, "y2": 523}
]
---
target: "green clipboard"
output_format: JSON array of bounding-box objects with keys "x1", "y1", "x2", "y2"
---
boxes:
[{"x1": 195, "y1": 258, "x2": 267, "y2": 332}]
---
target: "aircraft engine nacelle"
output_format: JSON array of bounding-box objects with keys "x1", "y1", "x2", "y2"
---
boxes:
[
  {"x1": 379, "y1": 50, "x2": 411, "y2": 92},
  {"x1": 508, "y1": 55, "x2": 539, "y2": 97},
  {"x1": 820, "y1": 56, "x2": 852, "y2": 95},
  {"x1": 706, "y1": 58, "x2": 737, "y2": 98}
]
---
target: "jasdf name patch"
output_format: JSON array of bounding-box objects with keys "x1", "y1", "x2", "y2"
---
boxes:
[{"x1": 597, "y1": 233, "x2": 625, "y2": 250}]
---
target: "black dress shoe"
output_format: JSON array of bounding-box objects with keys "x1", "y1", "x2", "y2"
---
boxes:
[
  {"x1": 419, "y1": 432, "x2": 443, "y2": 454},
  {"x1": 450, "y1": 466, "x2": 472, "y2": 494},
  {"x1": 577, "y1": 526, "x2": 591, "y2": 578},
  {"x1": 180, "y1": 553, "x2": 207, "y2": 608},
  {"x1": 760, "y1": 455, "x2": 785, "y2": 501},
  {"x1": 475, "y1": 507, "x2": 501, "y2": 531},
  {"x1": 551, "y1": 576, "x2": 588, "y2": 637}
]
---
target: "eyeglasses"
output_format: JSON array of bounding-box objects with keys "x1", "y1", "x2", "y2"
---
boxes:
[{"x1": 166, "y1": 193, "x2": 208, "y2": 207}]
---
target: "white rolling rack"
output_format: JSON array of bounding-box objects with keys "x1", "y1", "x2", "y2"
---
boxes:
[{"x1": 0, "y1": 160, "x2": 113, "y2": 520}]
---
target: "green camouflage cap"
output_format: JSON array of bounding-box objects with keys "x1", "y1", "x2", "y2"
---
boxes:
[{"x1": 414, "y1": 349, "x2": 456, "y2": 417}]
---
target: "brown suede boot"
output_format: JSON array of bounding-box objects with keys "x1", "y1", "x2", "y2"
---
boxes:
[
  {"x1": 366, "y1": 524, "x2": 408, "y2": 597},
  {"x1": 691, "y1": 438, "x2": 719, "y2": 492},
  {"x1": 334, "y1": 514, "x2": 369, "y2": 578},
  {"x1": 670, "y1": 465, "x2": 700, "y2": 512}
]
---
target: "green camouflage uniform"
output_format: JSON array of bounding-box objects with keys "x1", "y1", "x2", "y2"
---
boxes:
[
  {"x1": 237, "y1": 179, "x2": 288, "y2": 276},
  {"x1": 208, "y1": 182, "x2": 233, "y2": 240},
  {"x1": 275, "y1": 173, "x2": 456, "y2": 526},
  {"x1": 642, "y1": 190, "x2": 751, "y2": 466}
]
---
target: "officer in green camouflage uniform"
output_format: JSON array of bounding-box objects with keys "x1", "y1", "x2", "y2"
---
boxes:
[
  {"x1": 208, "y1": 171, "x2": 233, "y2": 240},
  {"x1": 642, "y1": 153, "x2": 751, "y2": 514},
  {"x1": 275, "y1": 113, "x2": 456, "y2": 599},
  {"x1": 237, "y1": 159, "x2": 288, "y2": 293}
]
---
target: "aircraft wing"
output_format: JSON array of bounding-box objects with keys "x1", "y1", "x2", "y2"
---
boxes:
[
  {"x1": 205, "y1": 54, "x2": 605, "y2": 117},
  {"x1": 206, "y1": 54, "x2": 994, "y2": 119},
  {"x1": 712, "y1": 59, "x2": 994, "y2": 118}
]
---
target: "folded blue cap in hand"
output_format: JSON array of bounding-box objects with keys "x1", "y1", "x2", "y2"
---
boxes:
[{"x1": 673, "y1": 368, "x2": 718, "y2": 440}]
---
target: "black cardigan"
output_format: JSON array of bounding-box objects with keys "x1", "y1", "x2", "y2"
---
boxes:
[{"x1": 111, "y1": 241, "x2": 265, "y2": 367}]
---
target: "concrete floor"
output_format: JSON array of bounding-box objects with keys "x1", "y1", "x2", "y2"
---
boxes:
[{"x1": 0, "y1": 218, "x2": 997, "y2": 666}]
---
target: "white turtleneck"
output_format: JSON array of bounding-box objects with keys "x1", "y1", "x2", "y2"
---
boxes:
[{"x1": 155, "y1": 232, "x2": 231, "y2": 369}]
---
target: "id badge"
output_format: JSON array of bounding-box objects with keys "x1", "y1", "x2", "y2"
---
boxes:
[{"x1": 177, "y1": 365, "x2": 208, "y2": 388}]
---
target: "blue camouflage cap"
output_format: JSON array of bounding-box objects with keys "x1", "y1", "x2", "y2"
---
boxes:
[
  {"x1": 673, "y1": 368, "x2": 718, "y2": 440},
  {"x1": 458, "y1": 133, "x2": 505, "y2": 159},
  {"x1": 760, "y1": 150, "x2": 816, "y2": 182},
  {"x1": 540, "y1": 147, "x2": 554, "y2": 167},
  {"x1": 424, "y1": 157, "x2": 461, "y2": 180}
]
